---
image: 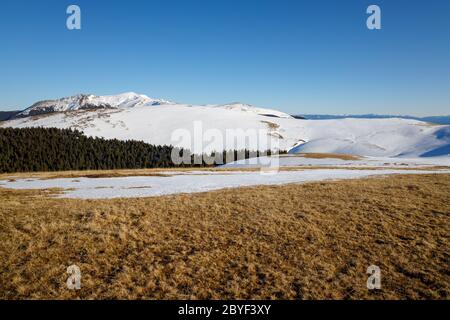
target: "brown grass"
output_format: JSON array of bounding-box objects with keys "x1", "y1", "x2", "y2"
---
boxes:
[
  {"x1": 0, "y1": 168, "x2": 245, "y2": 181},
  {"x1": 0, "y1": 174, "x2": 449, "y2": 300},
  {"x1": 0, "y1": 170, "x2": 173, "y2": 180},
  {"x1": 1, "y1": 165, "x2": 448, "y2": 182},
  {"x1": 261, "y1": 120, "x2": 280, "y2": 130},
  {"x1": 292, "y1": 153, "x2": 362, "y2": 160}
]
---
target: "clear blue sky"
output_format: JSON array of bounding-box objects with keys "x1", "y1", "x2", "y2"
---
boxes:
[{"x1": 0, "y1": 0, "x2": 449, "y2": 115}]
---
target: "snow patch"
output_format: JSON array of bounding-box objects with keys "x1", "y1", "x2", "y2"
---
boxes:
[{"x1": 2, "y1": 169, "x2": 449, "y2": 199}]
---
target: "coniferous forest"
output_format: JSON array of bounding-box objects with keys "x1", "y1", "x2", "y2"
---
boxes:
[{"x1": 0, "y1": 127, "x2": 282, "y2": 173}]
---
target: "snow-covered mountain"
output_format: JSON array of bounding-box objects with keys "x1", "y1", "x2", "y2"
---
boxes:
[
  {"x1": 16, "y1": 92, "x2": 172, "y2": 117},
  {"x1": 213, "y1": 103, "x2": 293, "y2": 119},
  {"x1": 2, "y1": 92, "x2": 450, "y2": 158}
]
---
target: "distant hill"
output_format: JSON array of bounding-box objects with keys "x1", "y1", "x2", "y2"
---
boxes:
[
  {"x1": 0, "y1": 111, "x2": 20, "y2": 121},
  {"x1": 1, "y1": 92, "x2": 449, "y2": 157},
  {"x1": 297, "y1": 114, "x2": 450, "y2": 125}
]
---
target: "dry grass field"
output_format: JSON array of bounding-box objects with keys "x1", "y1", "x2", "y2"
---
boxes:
[
  {"x1": 281, "y1": 153, "x2": 362, "y2": 160},
  {"x1": 0, "y1": 173, "x2": 449, "y2": 299},
  {"x1": 1, "y1": 164, "x2": 447, "y2": 182}
]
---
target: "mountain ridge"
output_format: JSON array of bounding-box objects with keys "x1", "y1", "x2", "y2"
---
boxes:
[
  {"x1": 2, "y1": 93, "x2": 449, "y2": 158},
  {"x1": 16, "y1": 92, "x2": 173, "y2": 118},
  {"x1": 12, "y1": 92, "x2": 293, "y2": 120},
  {"x1": 299, "y1": 114, "x2": 450, "y2": 125}
]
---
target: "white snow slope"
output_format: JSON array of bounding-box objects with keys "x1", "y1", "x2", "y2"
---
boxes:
[
  {"x1": 2, "y1": 92, "x2": 450, "y2": 158},
  {"x1": 222, "y1": 154, "x2": 450, "y2": 169}
]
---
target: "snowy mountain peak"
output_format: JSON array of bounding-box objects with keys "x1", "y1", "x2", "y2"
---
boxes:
[
  {"x1": 14, "y1": 93, "x2": 292, "y2": 119},
  {"x1": 17, "y1": 92, "x2": 173, "y2": 117}
]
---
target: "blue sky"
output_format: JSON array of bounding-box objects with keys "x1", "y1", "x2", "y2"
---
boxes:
[{"x1": 0, "y1": 0, "x2": 449, "y2": 115}]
